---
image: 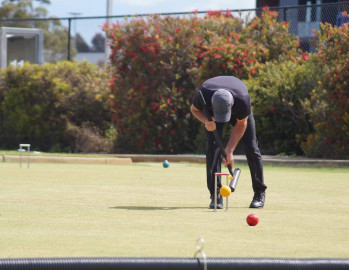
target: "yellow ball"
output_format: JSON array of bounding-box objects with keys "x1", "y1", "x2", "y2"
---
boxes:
[{"x1": 220, "y1": 185, "x2": 231, "y2": 197}]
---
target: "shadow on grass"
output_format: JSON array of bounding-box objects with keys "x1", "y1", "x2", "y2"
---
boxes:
[{"x1": 109, "y1": 206, "x2": 209, "y2": 211}]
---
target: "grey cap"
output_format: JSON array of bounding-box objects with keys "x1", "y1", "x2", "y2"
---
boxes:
[{"x1": 211, "y1": 89, "x2": 234, "y2": 123}]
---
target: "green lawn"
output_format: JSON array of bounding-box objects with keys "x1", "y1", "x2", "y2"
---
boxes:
[{"x1": 0, "y1": 162, "x2": 348, "y2": 258}]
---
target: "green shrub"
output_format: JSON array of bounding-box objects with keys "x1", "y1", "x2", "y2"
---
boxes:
[
  {"x1": 65, "y1": 123, "x2": 114, "y2": 153},
  {"x1": 0, "y1": 63, "x2": 66, "y2": 150},
  {"x1": 0, "y1": 61, "x2": 113, "y2": 152},
  {"x1": 245, "y1": 60, "x2": 313, "y2": 155}
]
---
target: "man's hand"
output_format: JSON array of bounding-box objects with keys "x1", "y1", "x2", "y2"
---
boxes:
[
  {"x1": 191, "y1": 105, "x2": 217, "y2": 131},
  {"x1": 205, "y1": 118, "x2": 216, "y2": 131},
  {"x1": 222, "y1": 151, "x2": 234, "y2": 168},
  {"x1": 223, "y1": 116, "x2": 248, "y2": 169}
]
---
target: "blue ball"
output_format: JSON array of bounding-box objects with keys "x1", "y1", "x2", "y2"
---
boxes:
[{"x1": 163, "y1": 160, "x2": 169, "y2": 168}]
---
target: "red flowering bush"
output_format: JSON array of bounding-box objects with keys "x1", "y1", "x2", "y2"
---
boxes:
[
  {"x1": 104, "y1": 9, "x2": 302, "y2": 154},
  {"x1": 301, "y1": 22, "x2": 349, "y2": 158},
  {"x1": 191, "y1": 7, "x2": 301, "y2": 81},
  {"x1": 246, "y1": 7, "x2": 301, "y2": 62},
  {"x1": 104, "y1": 15, "x2": 201, "y2": 153}
]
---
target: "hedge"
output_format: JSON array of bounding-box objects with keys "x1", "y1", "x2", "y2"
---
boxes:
[
  {"x1": 0, "y1": 61, "x2": 115, "y2": 153},
  {"x1": 1, "y1": 10, "x2": 347, "y2": 158}
]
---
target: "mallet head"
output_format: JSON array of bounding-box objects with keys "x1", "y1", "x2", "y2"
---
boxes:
[{"x1": 229, "y1": 168, "x2": 241, "y2": 192}]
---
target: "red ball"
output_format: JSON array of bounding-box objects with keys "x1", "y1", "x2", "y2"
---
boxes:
[{"x1": 246, "y1": 213, "x2": 259, "y2": 226}]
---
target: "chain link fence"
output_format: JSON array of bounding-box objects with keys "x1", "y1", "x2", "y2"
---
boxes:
[
  {"x1": 0, "y1": 2, "x2": 348, "y2": 66},
  {"x1": 275, "y1": 1, "x2": 349, "y2": 51}
]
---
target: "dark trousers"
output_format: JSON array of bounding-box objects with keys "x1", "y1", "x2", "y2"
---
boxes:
[{"x1": 205, "y1": 112, "x2": 267, "y2": 197}]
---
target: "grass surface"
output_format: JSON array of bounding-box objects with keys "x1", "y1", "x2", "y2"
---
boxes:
[{"x1": 0, "y1": 162, "x2": 348, "y2": 258}]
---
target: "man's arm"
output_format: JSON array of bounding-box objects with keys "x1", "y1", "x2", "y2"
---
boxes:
[
  {"x1": 190, "y1": 104, "x2": 216, "y2": 131},
  {"x1": 224, "y1": 117, "x2": 248, "y2": 167}
]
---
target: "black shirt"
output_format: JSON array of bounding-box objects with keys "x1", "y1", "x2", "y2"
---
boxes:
[{"x1": 192, "y1": 76, "x2": 251, "y2": 120}]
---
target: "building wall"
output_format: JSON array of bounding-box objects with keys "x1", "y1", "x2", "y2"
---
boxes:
[
  {"x1": 256, "y1": 0, "x2": 280, "y2": 8},
  {"x1": 75, "y1": 52, "x2": 106, "y2": 65},
  {"x1": 279, "y1": 0, "x2": 299, "y2": 6}
]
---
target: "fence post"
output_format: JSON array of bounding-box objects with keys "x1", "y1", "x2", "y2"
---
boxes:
[
  {"x1": 283, "y1": 7, "x2": 287, "y2": 22},
  {"x1": 67, "y1": 18, "x2": 72, "y2": 61}
]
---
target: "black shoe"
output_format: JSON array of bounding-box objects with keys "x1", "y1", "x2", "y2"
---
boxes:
[
  {"x1": 209, "y1": 194, "x2": 223, "y2": 209},
  {"x1": 249, "y1": 192, "x2": 265, "y2": 208}
]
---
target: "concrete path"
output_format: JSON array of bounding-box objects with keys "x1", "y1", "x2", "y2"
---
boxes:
[
  {"x1": 112, "y1": 154, "x2": 349, "y2": 168},
  {"x1": 2, "y1": 155, "x2": 132, "y2": 165},
  {"x1": 2, "y1": 154, "x2": 347, "y2": 168}
]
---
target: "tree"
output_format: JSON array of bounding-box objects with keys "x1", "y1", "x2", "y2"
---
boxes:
[
  {"x1": 75, "y1": 33, "x2": 90, "y2": 52},
  {"x1": 91, "y1": 33, "x2": 105, "y2": 52}
]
